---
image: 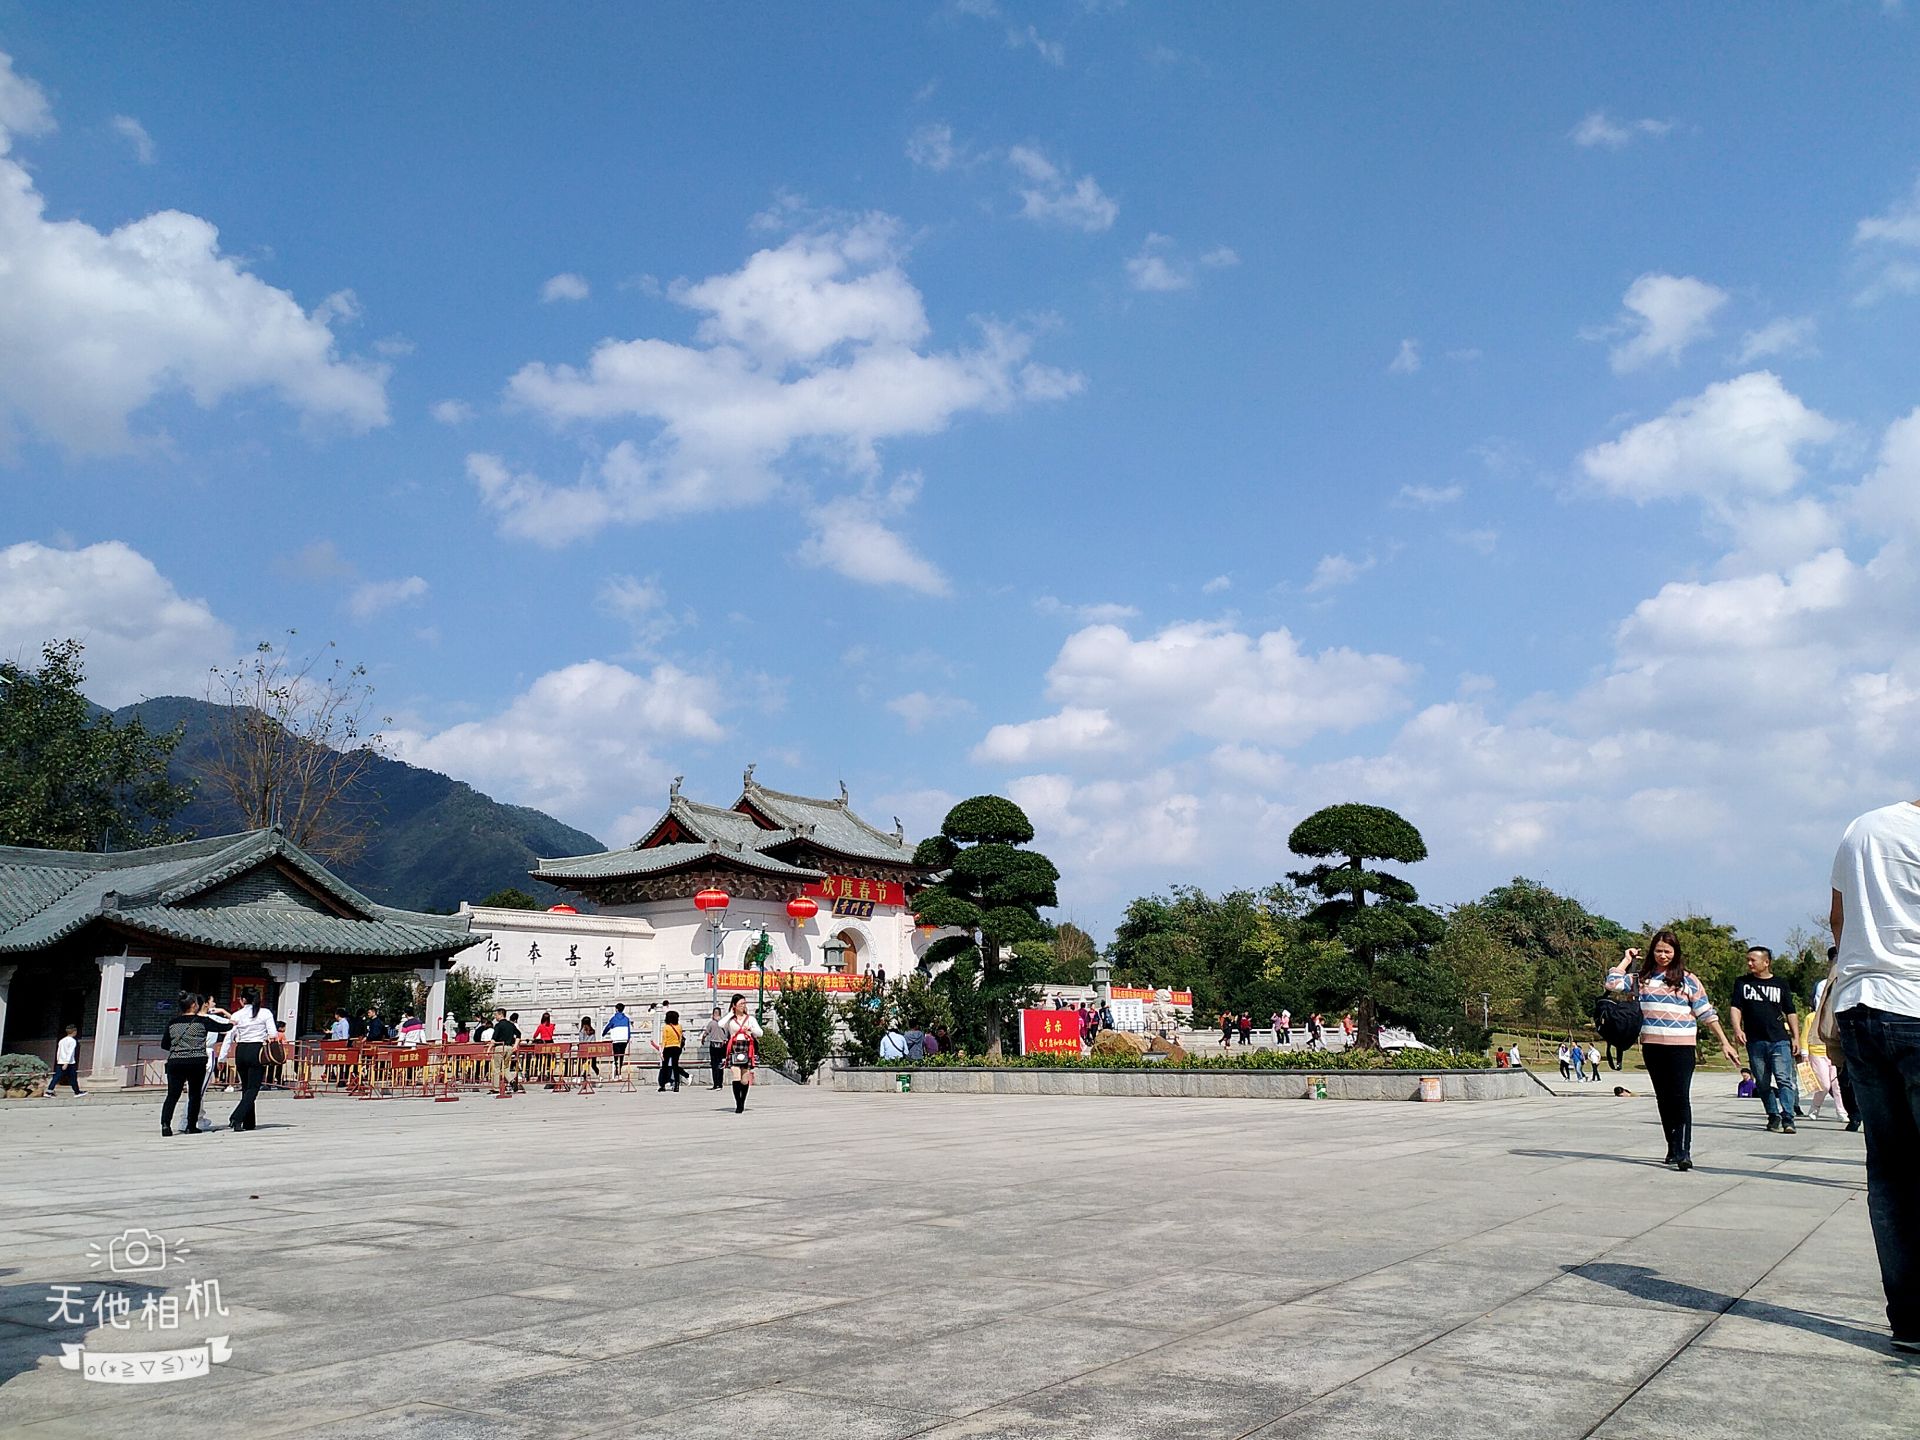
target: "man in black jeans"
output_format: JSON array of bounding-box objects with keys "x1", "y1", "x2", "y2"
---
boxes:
[{"x1": 1830, "y1": 799, "x2": 1920, "y2": 1354}]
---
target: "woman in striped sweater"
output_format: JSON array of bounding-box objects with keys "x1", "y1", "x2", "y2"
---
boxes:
[{"x1": 1607, "y1": 930, "x2": 1740, "y2": 1170}]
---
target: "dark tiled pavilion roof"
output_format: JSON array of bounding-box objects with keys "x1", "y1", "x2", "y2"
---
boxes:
[{"x1": 0, "y1": 830, "x2": 479, "y2": 960}]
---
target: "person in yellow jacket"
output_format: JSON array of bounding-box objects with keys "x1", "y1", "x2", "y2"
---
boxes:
[
  {"x1": 656, "y1": 1010, "x2": 687, "y2": 1092},
  {"x1": 1801, "y1": 977, "x2": 1852, "y2": 1127}
]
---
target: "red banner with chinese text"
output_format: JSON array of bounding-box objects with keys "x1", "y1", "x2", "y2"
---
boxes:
[
  {"x1": 804, "y1": 877, "x2": 906, "y2": 907},
  {"x1": 712, "y1": 970, "x2": 867, "y2": 994},
  {"x1": 1019, "y1": 1009, "x2": 1084, "y2": 1056},
  {"x1": 1109, "y1": 987, "x2": 1195, "y2": 1006}
]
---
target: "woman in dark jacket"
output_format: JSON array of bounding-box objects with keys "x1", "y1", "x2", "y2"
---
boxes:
[{"x1": 160, "y1": 994, "x2": 232, "y2": 1137}]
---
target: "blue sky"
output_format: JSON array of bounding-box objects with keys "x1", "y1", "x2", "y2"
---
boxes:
[{"x1": 3, "y1": 3, "x2": 1918, "y2": 943}]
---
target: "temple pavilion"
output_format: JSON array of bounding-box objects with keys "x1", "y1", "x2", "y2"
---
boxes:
[{"x1": 0, "y1": 829, "x2": 483, "y2": 1083}]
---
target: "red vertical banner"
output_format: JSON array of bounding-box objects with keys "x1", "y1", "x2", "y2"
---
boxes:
[{"x1": 1019, "y1": 1009, "x2": 1083, "y2": 1057}]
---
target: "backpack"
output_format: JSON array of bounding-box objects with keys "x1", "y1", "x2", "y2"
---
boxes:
[
  {"x1": 727, "y1": 1029, "x2": 756, "y2": 1068},
  {"x1": 1592, "y1": 983, "x2": 1643, "y2": 1049}
]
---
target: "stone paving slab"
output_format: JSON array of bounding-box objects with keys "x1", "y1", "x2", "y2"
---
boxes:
[{"x1": 0, "y1": 1077, "x2": 1909, "y2": 1438}]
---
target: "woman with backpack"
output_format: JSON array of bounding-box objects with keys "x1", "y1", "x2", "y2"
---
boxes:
[
  {"x1": 723, "y1": 994, "x2": 762, "y2": 1114},
  {"x1": 1605, "y1": 931, "x2": 1740, "y2": 1170}
]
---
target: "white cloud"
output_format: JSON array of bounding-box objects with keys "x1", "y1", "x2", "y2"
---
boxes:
[
  {"x1": 1304, "y1": 552, "x2": 1374, "y2": 592},
  {"x1": 387, "y1": 660, "x2": 728, "y2": 840},
  {"x1": 1125, "y1": 236, "x2": 1188, "y2": 292},
  {"x1": 1395, "y1": 483, "x2": 1463, "y2": 508},
  {"x1": 798, "y1": 502, "x2": 950, "y2": 596},
  {"x1": 1600, "y1": 273, "x2": 1728, "y2": 373},
  {"x1": 0, "y1": 51, "x2": 388, "y2": 455},
  {"x1": 1008, "y1": 25, "x2": 1066, "y2": 66},
  {"x1": 1854, "y1": 177, "x2": 1920, "y2": 305},
  {"x1": 1201, "y1": 574, "x2": 1231, "y2": 594},
  {"x1": 429, "y1": 399, "x2": 474, "y2": 425},
  {"x1": 996, "y1": 619, "x2": 1414, "y2": 757},
  {"x1": 1388, "y1": 339, "x2": 1421, "y2": 375},
  {"x1": 1450, "y1": 528, "x2": 1499, "y2": 556},
  {"x1": 0, "y1": 540, "x2": 233, "y2": 706},
  {"x1": 1008, "y1": 146, "x2": 1117, "y2": 232},
  {"x1": 0, "y1": 51, "x2": 53, "y2": 138},
  {"x1": 1035, "y1": 596, "x2": 1139, "y2": 624},
  {"x1": 888, "y1": 690, "x2": 972, "y2": 732},
  {"x1": 1571, "y1": 111, "x2": 1673, "y2": 149},
  {"x1": 1736, "y1": 315, "x2": 1818, "y2": 363},
  {"x1": 484, "y1": 215, "x2": 1081, "y2": 544},
  {"x1": 346, "y1": 575, "x2": 428, "y2": 621},
  {"x1": 541, "y1": 272, "x2": 590, "y2": 303},
  {"x1": 1199, "y1": 247, "x2": 1240, "y2": 269},
  {"x1": 1855, "y1": 176, "x2": 1920, "y2": 248},
  {"x1": 109, "y1": 114, "x2": 154, "y2": 164},
  {"x1": 1579, "y1": 371, "x2": 1838, "y2": 504},
  {"x1": 975, "y1": 706, "x2": 1129, "y2": 765},
  {"x1": 906, "y1": 122, "x2": 958, "y2": 171}
]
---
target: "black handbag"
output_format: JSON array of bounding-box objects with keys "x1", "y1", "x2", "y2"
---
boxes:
[{"x1": 1592, "y1": 978, "x2": 1643, "y2": 1050}]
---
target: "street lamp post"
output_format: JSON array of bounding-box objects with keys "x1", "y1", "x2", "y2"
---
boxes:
[
  {"x1": 749, "y1": 929, "x2": 772, "y2": 1024},
  {"x1": 1480, "y1": 992, "x2": 1491, "y2": 1030}
]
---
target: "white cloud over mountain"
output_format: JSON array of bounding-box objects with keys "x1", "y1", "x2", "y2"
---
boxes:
[{"x1": 0, "y1": 540, "x2": 233, "y2": 706}]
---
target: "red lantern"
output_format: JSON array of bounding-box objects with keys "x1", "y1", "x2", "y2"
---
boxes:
[
  {"x1": 547, "y1": 904, "x2": 578, "y2": 914},
  {"x1": 785, "y1": 895, "x2": 819, "y2": 922},
  {"x1": 693, "y1": 888, "x2": 731, "y2": 912}
]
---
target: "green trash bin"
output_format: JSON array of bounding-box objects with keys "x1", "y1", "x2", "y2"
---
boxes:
[{"x1": 896, "y1": 1073, "x2": 911, "y2": 1093}]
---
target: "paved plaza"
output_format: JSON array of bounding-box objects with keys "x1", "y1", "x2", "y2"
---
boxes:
[{"x1": 0, "y1": 1079, "x2": 1912, "y2": 1438}]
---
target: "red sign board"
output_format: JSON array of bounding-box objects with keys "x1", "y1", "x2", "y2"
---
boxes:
[
  {"x1": 1110, "y1": 987, "x2": 1195, "y2": 1006},
  {"x1": 804, "y1": 877, "x2": 906, "y2": 907},
  {"x1": 1019, "y1": 1009, "x2": 1083, "y2": 1057},
  {"x1": 713, "y1": 969, "x2": 868, "y2": 994}
]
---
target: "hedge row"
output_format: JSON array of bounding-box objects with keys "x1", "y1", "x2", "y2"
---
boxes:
[{"x1": 874, "y1": 1047, "x2": 1490, "y2": 1072}]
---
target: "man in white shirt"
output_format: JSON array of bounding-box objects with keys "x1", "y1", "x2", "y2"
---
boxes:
[
  {"x1": 1829, "y1": 798, "x2": 1920, "y2": 1354},
  {"x1": 878, "y1": 1023, "x2": 909, "y2": 1061}
]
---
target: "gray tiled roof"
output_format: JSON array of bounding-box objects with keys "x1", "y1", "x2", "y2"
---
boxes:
[
  {"x1": 744, "y1": 782, "x2": 917, "y2": 865},
  {"x1": 532, "y1": 840, "x2": 823, "y2": 883},
  {"x1": 537, "y1": 779, "x2": 919, "y2": 892},
  {"x1": 0, "y1": 831, "x2": 479, "y2": 960}
]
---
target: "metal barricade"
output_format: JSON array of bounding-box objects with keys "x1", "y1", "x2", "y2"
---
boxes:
[{"x1": 574, "y1": 1041, "x2": 614, "y2": 1095}]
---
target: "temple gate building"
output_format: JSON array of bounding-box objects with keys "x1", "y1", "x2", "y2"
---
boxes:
[{"x1": 452, "y1": 771, "x2": 939, "y2": 1021}]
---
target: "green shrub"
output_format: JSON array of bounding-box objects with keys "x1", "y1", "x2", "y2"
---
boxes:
[
  {"x1": 875, "y1": 1046, "x2": 1488, "y2": 1072},
  {"x1": 775, "y1": 980, "x2": 835, "y2": 1081},
  {"x1": 754, "y1": 1027, "x2": 790, "y2": 1071},
  {"x1": 0, "y1": 1052, "x2": 52, "y2": 1083}
]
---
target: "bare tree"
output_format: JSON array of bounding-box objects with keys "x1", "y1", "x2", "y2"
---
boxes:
[{"x1": 204, "y1": 636, "x2": 388, "y2": 864}]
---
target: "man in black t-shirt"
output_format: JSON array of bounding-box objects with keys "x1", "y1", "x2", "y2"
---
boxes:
[
  {"x1": 1730, "y1": 946, "x2": 1801, "y2": 1134},
  {"x1": 488, "y1": 1008, "x2": 523, "y2": 1093}
]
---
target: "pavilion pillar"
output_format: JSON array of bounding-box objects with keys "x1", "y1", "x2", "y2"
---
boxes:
[
  {"x1": 89, "y1": 954, "x2": 152, "y2": 1086},
  {"x1": 0, "y1": 964, "x2": 16, "y2": 1051},
  {"x1": 261, "y1": 961, "x2": 320, "y2": 1039},
  {"x1": 415, "y1": 963, "x2": 448, "y2": 1039}
]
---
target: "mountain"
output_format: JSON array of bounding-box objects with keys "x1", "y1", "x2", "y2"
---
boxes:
[{"x1": 115, "y1": 696, "x2": 606, "y2": 913}]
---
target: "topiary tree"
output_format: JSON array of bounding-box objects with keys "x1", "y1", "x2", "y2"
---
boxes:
[
  {"x1": 775, "y1": 978, "x2": 836, "y2": 1081},
  {"x1": 912, "y1": 795, "x2": 1059, "y2": 1056},
  {"x1": 1288, "y1": 803, "x2": 1441, "y2": 1051}
]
